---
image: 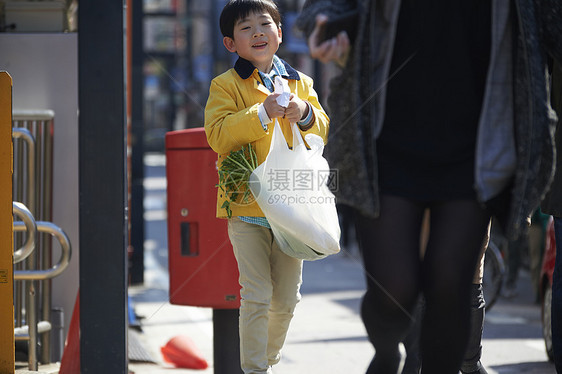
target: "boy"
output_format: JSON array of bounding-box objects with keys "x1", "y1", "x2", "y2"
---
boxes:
[{"x1": 204, "y1": 1, "x2": 329, "y2": 373}]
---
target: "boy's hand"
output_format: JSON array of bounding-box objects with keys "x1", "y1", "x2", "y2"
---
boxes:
[
  {"x1": 284, "y1": 94, "x2": 308, "y2": 123},
  {"x1": 263, "y1": 93, "x2": 286, "y2": 120}
]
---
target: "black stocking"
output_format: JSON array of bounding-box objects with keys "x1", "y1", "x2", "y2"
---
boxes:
[
  {"x1": 355, "y1": 196, "x2": 425, "y2": 373},
  {"x1": 420, "y1": 199, "x2": 490, "y2": 373},
  {"x1": 354, "y1": 195, "x2": 490, "y2": 374}
]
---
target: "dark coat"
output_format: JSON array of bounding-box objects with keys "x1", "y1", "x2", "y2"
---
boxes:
[
  {"x1": 297, "y1": 0, "x2": 562, "y2": 239},
  {"x1": 542, "y1": 62, "x2": 562, "y2": 217}
]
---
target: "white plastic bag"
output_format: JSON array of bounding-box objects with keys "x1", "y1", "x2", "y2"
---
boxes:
[{"x1": 249, "y1": 119, "x2": 341, "y2": 261}]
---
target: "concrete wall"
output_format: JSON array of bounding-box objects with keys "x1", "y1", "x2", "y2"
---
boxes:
[{"x1": 0, "y1": 33, "x2": 79, "y2": 352}]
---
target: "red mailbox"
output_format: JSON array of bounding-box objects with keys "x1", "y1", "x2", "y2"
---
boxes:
[{"x1": 165, "y1": 127, "x2": 240, "y2": 308}]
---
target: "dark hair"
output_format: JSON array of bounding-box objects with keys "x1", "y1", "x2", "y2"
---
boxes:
[{"x1": 220, "y1": 0, "x2": 281, "y2": 39}]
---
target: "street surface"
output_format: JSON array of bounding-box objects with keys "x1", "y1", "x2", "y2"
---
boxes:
[{"x1": 129, "y1": 153, "x2": 556, "y2": 374}]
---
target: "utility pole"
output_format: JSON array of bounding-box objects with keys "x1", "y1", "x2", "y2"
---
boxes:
[{"x1": 78, "y1": 1, "x2": 128, "y2": 372}]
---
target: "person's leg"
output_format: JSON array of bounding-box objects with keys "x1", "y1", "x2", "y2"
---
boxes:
[
  {"x1": 420, "y1": 199, "x2": 490, "y2": 374},
  {"x1": 552, "y1": 216, "x2": 562, "y2": 372},
  {"x1": 354, "y1": 195, "x2": 426, "y2": 374},
  {"x1": 461, "y1": 227, "x2": 489, "y2": 374},
  {"x1": 401, "y1": 296, "x2": 424, "y2": 374},
  {"x1": 402, "y1": 210, "x2": 430, "y2": 374},
  {"x1": 338, "y1": 204, "x2": 351, "y2": 249},
  {"x1": 503, "y1": 234, "x2": 527, "y2": 298},
  {"x1": 404, "y1": 286, "x2": 488, "y2": 374},
  {"x1": 267, "y1": 238, "x2": 303, "y2": 366},
  {"x1": 228, "y1": 218, "x2": 275, "y2": 374},
  {"x1": 528, "y1": 222, "x2": 545, "y2": 301},
  {"x1": 401, "y1": 221, "x2": 490, "y2": 374},
  {"x1": 460, "y1": 283, "x2": 488, "y2": 374}
]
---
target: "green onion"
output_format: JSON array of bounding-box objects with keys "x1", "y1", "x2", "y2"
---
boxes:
[{"x1": 216, "y1": 143, "x2": 258, "y2": 218}]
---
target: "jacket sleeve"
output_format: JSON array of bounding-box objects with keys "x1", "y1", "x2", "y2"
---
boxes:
[
  {"x1": 536, "y1": 0, "x2": 562, "y2": 64},
  {"x1": 204, "y1": 78, "x2": 268, "y2": 155},
  {"x1": 298, "y1": 74, "x2": 330, "y2": 145}
]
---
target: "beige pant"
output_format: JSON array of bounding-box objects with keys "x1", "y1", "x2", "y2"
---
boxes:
[{"x1": 228, "y1": 218, "x2": 303, "y2": 374}]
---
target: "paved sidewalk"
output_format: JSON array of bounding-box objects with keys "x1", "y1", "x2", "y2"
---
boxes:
[
  {"x1": 128, "y1": 247, "x2": 373, "y2": 374},
  {"x1": 128, "y1": 247, "x2": 557, "y2": 374}
]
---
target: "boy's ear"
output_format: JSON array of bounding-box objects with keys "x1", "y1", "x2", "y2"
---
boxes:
[
  {"x1": 278, "y1": 27, "x2": 282, "y2": 44},
  {"x1": 223, "y1": 37, "x2": 237, "y2": 53}
]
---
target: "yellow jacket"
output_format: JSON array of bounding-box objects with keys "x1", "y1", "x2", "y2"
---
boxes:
[{"x1": 205, "y1": 57, "x2": 330, "y2": 218}]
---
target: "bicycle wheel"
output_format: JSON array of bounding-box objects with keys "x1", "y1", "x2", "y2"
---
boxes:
[
  {"x1": 542, "y1": 283, "x2": 554, "y2": 361},
  {"x1": 482, "y1": 240, "x2": 505, "y2": 312}
]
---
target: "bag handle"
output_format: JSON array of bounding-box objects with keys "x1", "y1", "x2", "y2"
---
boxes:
[
  {"x1": 268, "y1": 119, "x2": 305, "y2": 154},
  {"x1": 291, "y1": 122, "x2": 305, "y2": 149},
  {"x1": 267, "y1": 119, "x2": 290, "y2": 156}
]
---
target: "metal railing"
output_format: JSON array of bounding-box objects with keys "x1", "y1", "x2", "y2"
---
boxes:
[
  {"x1": 13, "y1": 202, "x2": 72, "y2": 371},
  {"x1": 12, "y1": 202, "x2": 36, "y2": 264},
  {"x1": 12, "y1": 110, "x2": 71, "y2": 370},
  {"x1": 14, "y1": 219, "x2": 72, "y2": 281}
]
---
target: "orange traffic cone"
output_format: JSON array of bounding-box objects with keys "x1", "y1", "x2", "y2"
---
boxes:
[
  {"x1": 59, "y1": 291, "x2": 80, "y2": 374},
  {"x1": 161, "y1": 335, "x2": 209, "y2": 370}
]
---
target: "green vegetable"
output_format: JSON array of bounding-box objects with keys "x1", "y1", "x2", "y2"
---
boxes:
[{"x1": 216, "y1": 143, "x2": 258, "y2": 218}]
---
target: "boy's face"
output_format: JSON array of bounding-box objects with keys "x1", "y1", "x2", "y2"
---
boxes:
[{"x1": 223, "y1": 11, "x2": 282, "y2": 72}]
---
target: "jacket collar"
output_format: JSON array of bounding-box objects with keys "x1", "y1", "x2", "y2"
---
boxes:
[{"x1": 234, "y1": 56, "x2": 300, "y2": 81}]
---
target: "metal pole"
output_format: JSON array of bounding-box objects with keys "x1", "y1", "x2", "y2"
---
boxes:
[
  {"x1": 26, "y1": 282, "x2": 38, "y2": 370},
  {"x1": 130, "y1": 0, "x2": 145, "y2": 285},
  {"x1": 40, "y1": 116, "x2": 54, "y2": 363},
  {"x1": 26, "y1": 119, "x2": 38, "y2": 368},
  {"x1": 213, "y1": 309, "x2": 243, "y2": 374},
  {"x1": 78, "y1": 0, "x2": 129, "y2": 372},
  {"x1": 50, "y1": 307, "x2": 64, "y2": 363},
  {"x1": 13, "y1": 122, "x2": 27, "y2": 330}
]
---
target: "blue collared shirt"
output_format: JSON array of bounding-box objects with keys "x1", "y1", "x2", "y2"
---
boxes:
[{"x1": 257, "y1": 55, "x2": 313, "y2": 130}]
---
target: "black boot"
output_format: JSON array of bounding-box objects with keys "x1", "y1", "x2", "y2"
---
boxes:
[{"x1": 460, "y1": 284, "x2": 488, "y2": 374}]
